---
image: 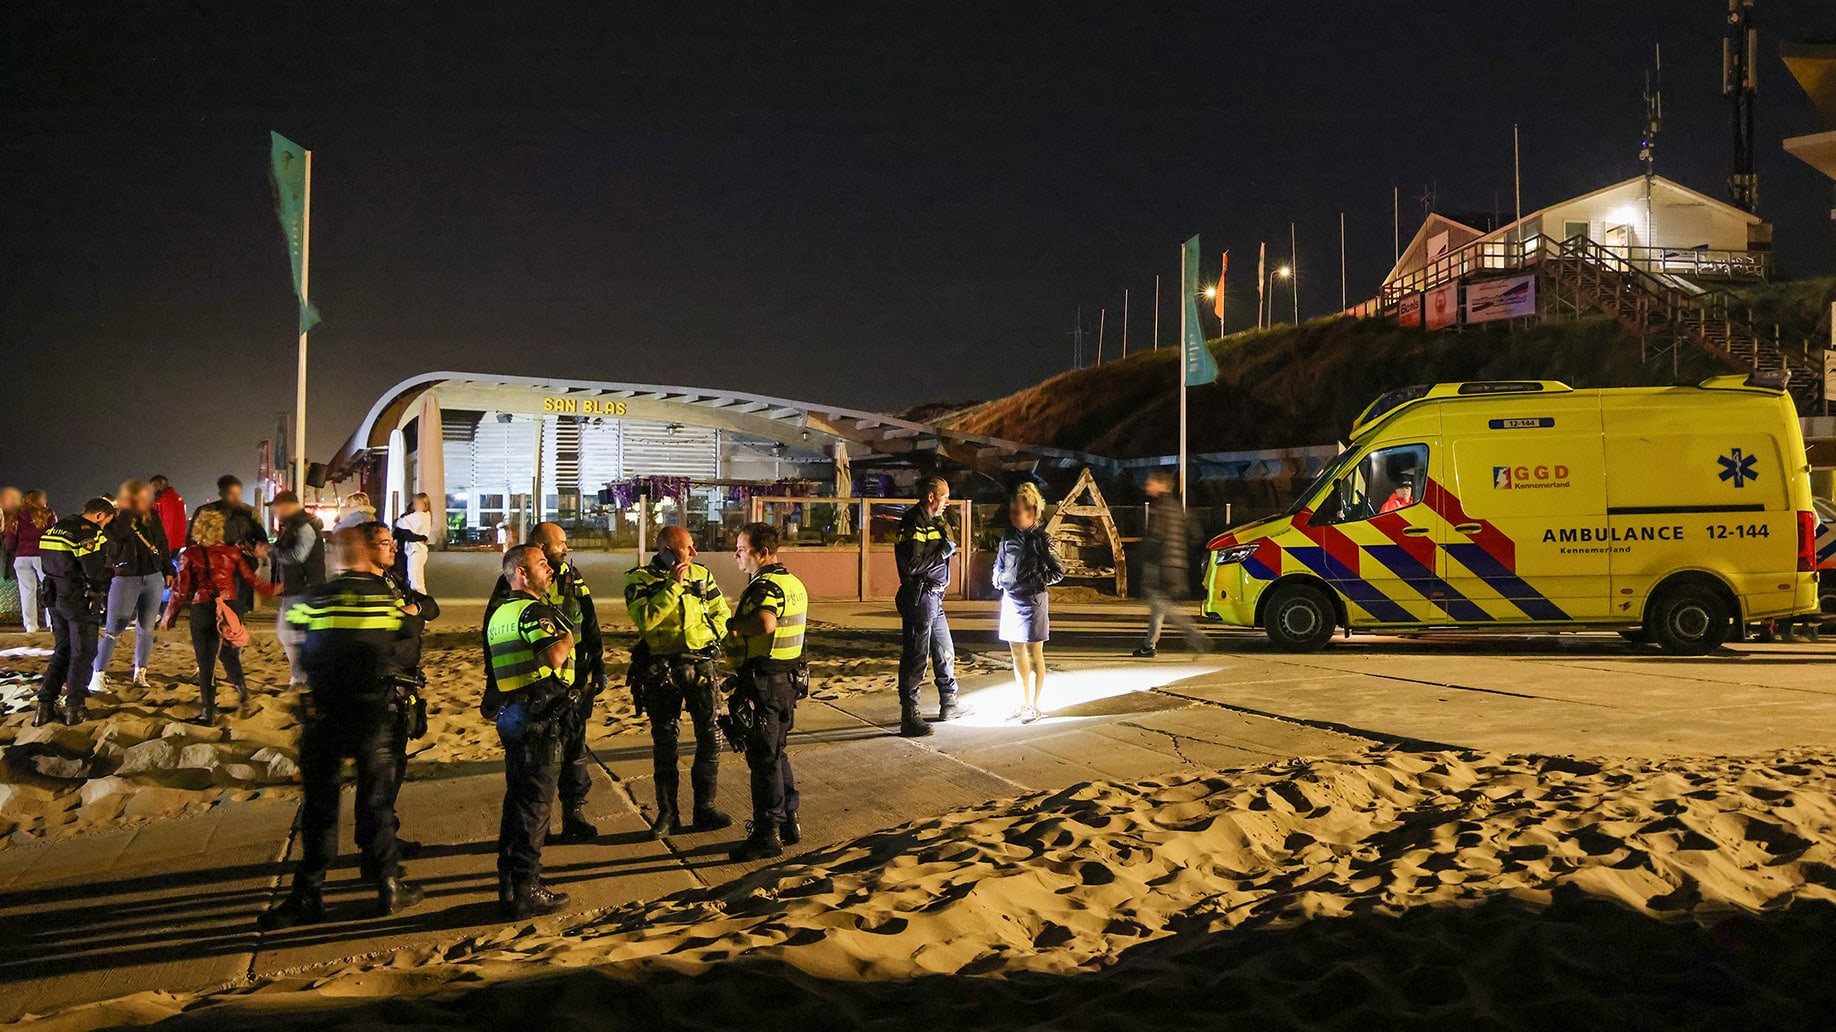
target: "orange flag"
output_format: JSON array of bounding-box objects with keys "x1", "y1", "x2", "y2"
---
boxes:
[{"x1": 1214, "y1": 251, "x2": 1228, "y2": 321}]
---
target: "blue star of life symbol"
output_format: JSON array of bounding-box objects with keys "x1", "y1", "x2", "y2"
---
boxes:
[{"x1": 1718, "y1": 448, "x2": 1758, "y2": 488}]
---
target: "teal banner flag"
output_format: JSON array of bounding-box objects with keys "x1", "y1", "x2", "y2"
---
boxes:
[
  {"x1": 269, "y1": 132, "x2": 320, "y2": 334},
  {"x1": 1181, "y1": 235, "x2": 1218, "y2": 386}
]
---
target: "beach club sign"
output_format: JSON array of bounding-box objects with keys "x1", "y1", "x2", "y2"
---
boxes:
[{"x1": 1464, "y1": 274, "x2": 1537, "y2": 324}]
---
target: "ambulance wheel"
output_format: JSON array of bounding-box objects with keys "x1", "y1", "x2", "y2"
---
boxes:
[
  {"x1": 1263, "y1": 584, "x2": 1336, "y2": 652},
  {"x1": 1648, "y1": 582, "x2": 1731, "y2": 655}
]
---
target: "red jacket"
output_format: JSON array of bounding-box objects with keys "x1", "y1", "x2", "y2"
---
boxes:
[
  {"x1": 165, "y1": 544, "x2": 278, "y2": 618},
  {"x1": 152, "y1": 487, "x2": 188, "y2": 552},
  {"x1": 3, "y1": 505, "x2": 56, "y2": 559}
]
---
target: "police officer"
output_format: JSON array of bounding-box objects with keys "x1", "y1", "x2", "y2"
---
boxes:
[
  {"x1": 624, "y1": 525, "x2": 732, "y2": 837},
  {"x1": 269, "y1": 490, "x2": 326, "y2": 688},
  {"x1": 370, "y1": 523, "x2": 438, "y2": 864},
  {"x1": 486, "y1": 543, "x2": 577, "y2": 918},
  {"x1": 35, "y1": 498, "x2": 114, "y2": 726},
  {"x1": 724, "y1": 522, "x2": 809, "y2": 862},
  {"x1": 893, "y1": 474, "x2": 965, "y2": 737},
  {"x1": 483, "y1": 522, "x2": 605, "y2": 843},
  {"x1": 260, "y1": 525, "x2": 426, "y2": 929}
]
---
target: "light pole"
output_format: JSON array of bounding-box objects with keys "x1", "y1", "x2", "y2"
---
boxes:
[{"x1": 1264, "y1": 266, "x2": 1291, "y2": 325}]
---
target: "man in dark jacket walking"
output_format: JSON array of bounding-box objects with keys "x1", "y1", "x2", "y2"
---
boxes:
[
  {"x1": 893, "y1": 474, "x2": 966, "y2": 737},
  {"x1": 36, "y1": 498, "x2": 114, "y2": 725},
  {"x1": 191, "y1": 475, "x2": 269, "y2": 610},
  {"x1": 1132, "y1": 472, "x2": 1210, "y2": 657},
  {"x1": 269, "y1": 491, "x2": 326, "y2": 687}
]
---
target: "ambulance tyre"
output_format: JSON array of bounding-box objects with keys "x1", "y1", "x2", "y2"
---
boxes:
[
  {"x1": 1263, "y1": 584, "x2": 1337, "y2": 652},
  {"x1": 1647, "y1": 580, "x2": 1732, "y2": 656}
]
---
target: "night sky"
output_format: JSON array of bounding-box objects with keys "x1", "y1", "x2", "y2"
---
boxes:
[{"x1": 3, "y1": 2, "x2": 1833, "y2": 509}]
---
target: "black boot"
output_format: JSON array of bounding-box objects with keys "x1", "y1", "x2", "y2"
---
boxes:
[
  {"x1": 258, "y1": 883, "x2": 327, "y2": 930},
  {"x1": 899, "y1": 705, "x2": 934, "y2": 738},
  {"x1": 556, "y1": 808, "x2": 599, "y2": 844},
  {"x1": 234, "y1": 682, "x2": 253, "y2": 713},
  {"x1": 938, "y1": 695, "x2": 971, "y2": 721},
  {"x1": 191, "y1": 685, "x2": 218, "y2": 726},
  {"x1": 780, "y1": 814, "x2": 802, "y2": 846},
  {"x1": 691, "y1": 805, "x2": 734, "y2": 832},
  {"x1": 32, "y1": 701, "x2": 57, "y2": 727},
  {"x1": 728, "y1": 821, "x2": 784, "y2": 862},
  {"x1": 501, "y1": 878, "x2": 570, "y2": 919},
  {"x1": 60, "y1": 702, "x2": 88, "y2": 726},
  {"x1": 650, "y1": 789, "x2": 680, "y2": 840},
  {"x1": 376, "y1": 875, "x2": 425, "y2": 916}
]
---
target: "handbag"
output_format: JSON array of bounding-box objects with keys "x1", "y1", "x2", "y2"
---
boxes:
[{"x1": 201, "y1": 549, "x2": 251, "y2": 648}]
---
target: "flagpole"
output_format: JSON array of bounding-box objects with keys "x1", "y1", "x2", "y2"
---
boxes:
[
  {"x1": 294, "y1": 147, "x2": 312, "y2": 495},
  {"x1": 1122, "y1": 288, "x2": 1130, "y2": 358},
  {"x1": 1178, "y1": 243, "x2": 1189, "y2": 505},
  {"x1": 1153, "y1": 274, "x2": 1161, "y2": 350},
  {"x1": 1290, "y1": 221, "x2": 1299, "y2": 325}
]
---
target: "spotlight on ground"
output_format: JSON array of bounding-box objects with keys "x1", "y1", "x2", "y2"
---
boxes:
[{"x1": 954, "y1": 663, "x2": 1220, "y2": 727}]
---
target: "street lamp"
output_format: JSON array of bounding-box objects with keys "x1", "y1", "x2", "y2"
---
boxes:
[{"x1": 1262, "y1": 265, "x2": 1291, "y2": 327}]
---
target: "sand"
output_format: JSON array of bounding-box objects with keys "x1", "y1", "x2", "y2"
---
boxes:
[
  {"x1": 23, "y1": 748, "x2": 1836, "y2": 1030},
  {"x1": 0, "y1": 616, "x2": 967, "y2": 849}
]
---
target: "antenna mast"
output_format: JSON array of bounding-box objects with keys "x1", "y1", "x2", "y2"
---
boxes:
[
  {"x1": 1724, "y1": 0, "x2": 1759, "y2": 213},
  {"x1": 1642, "y1": 44, "x2": 1662, "y2": 249}
]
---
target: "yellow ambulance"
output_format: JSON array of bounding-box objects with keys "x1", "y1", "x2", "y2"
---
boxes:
[{"x1": 1201, "y1": 376, "x2": 1818, "y2": 654}]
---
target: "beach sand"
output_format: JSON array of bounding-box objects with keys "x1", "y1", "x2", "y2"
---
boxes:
[{"x1": 25, "y1": 748, "x2": 1836, "y2": 1030}]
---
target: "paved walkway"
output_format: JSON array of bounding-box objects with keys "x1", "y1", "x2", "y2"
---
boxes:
[
  {"x1": 0, "y1": 602, "x2": 1368, "y2": 1021},
  {"x1": 9, "y1": 598, "x2": 1836, "y2": 1020}
]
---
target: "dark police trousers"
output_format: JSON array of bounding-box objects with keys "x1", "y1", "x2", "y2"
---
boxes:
[
  {"x1": 295, "y1": 698, "x2": 402, "y2": 886},
  {"x1": 744, "y1": 667, "x2": 802, "y2": 826},
  {"x1": 643, "y1": 654, "x2": 721, "y2": 813},
  {"x1": 557, "y1": 690, "x2": 595, "y2": 813},
  {"x1": 895, "y1": 588, "x2": 957, "y2": 709},
  {"x1": 496, "y1": 694, "x2": 566, "y2": 882},
  {"x1": 39, "y1": 612, "x2": 100, "y2": 710}
]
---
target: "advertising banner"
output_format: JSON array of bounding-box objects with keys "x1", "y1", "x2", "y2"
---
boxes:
[
  {"x1": 1425, "y1": 282, "x2": 1459, "y2": 330},
  {"x1": 1465, "y1": 274, "x2": 1537, "y2": 323},
  {"x1": 1397, "y1": 292, "x2": 1422, "y2": 327}
]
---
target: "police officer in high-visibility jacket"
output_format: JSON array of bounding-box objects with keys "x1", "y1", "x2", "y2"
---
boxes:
[
  {"x1": 35, "y1": 498, "x2": 114, "y2": 727},
  {"x1": 723, "y1": 521, "x2": 809, "y2": 862},
  {"x1": 486, "y1": 543, "x2": 577, "y2": 918},
  {"x1": 483, "y1": 522, "x2": 605, "y2": 844},
  {"x1": 893, "y1": 474, "x2": 966, "y2": 738},
  {"x1": 625, "y1": 525, "x2": 734, "y2": 837},
  {"x1": 260, "y1": 524, "x2": 427, "y2": 930}
]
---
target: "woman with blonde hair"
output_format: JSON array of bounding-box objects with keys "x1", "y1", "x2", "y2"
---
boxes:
[
  {"x1": 5, "y1": 490, "x2": 55, "y2": 633},
  {"x1": 394, "y1": 492, "x2": 434, "y2": 591},
  {"x1": 992, "y1": 481, "x2": 1064, "y2": 723},
  {"x1": 162, "y1": 506, "x2": 278, "y2": 723}
]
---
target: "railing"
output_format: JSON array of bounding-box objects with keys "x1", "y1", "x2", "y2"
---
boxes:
[{"x1": 1379, "y1": 234, "x2": 1768, "y2": 307}]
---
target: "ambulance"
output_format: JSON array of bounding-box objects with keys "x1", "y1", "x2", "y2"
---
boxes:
[{"x1": 1201, "y1": 376, "x2": 1818, "y2": 654}]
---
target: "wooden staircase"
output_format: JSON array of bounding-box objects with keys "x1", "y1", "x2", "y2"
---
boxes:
[{"x1": 1529, "y1": 236, "x2": 1821, "y2": 403}]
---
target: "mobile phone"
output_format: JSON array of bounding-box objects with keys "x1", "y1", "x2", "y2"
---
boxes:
[{"x1": 655, "y1": 547, "x2": 681, "y2": 568}]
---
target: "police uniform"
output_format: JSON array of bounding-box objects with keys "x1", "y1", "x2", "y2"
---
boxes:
[
  {"x1": 37, "y1": 515, "x2": 108, "y2": 726},
  {"x1": 260, "y1": 571, "x2": 425, "y2": 929},
  {"x1": 624, "y1": 553, "x2": 733, "y2": 834},
  {"x1": 726, "y1": 561, "x2": 809, "y2": 861},
  {"x1": 380, "y1": 568, "x2": 437, "y2": 846},
  {"x1": 893, "y1": 504, "x2": 959, "y2": 735},
  {"x1": 484, "y1": 558, "x2": 604, "y2": 838},
  {"x1": 486, "y1": 590, "x2": 577, "y2": 917}
]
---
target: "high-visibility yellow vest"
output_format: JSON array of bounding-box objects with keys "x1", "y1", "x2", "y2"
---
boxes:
[
  {"x1": 734, "y1": 565, "x2": 807, "y2": 663},
  {"x1": 487, "y1": 596, "x2": 575, "y2": 693},
  {"x1": 624, "y1": 561, "x2": 731, "y2": 655}
]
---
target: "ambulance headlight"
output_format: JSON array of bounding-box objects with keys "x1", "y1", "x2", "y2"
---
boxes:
[{"x1": 1215, "y1": 543, "x2": 1260, "y2": 566}]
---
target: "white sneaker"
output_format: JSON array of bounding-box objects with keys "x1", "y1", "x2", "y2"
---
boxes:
[
  {"x1": 87, "y1": 671, "x2": 108, "y2": 695},
  {"x1": 131, "y1": 668, "x2": 151, "y2": 688},
  {"x1": 1020, "y1": 706, "x2": 1042, "y2": 724}
]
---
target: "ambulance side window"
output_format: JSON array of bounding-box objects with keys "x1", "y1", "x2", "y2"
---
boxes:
[{"x1": 1314, "y1": 444, "x2": 1429, "y2": 525}]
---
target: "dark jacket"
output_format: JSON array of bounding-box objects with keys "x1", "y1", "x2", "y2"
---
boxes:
[
  {"x1": 272, "y1": 510, "x2": 327, "y2": 596},
  {"x1": 290, "y1": 571, "x2": 424, "y2": 709},
  {"x1": 1140, "y1": 497, "x2": 1191, "y2": 595},
  {"x1": 894, "y1": 506, "x2": 956, "y2": 595},
  {"x1": 190, "y1": 500, "x2": 268, "y2": 549},
  {"x1": 382, "y1": 568, "x2": 439, "y2": 673},
  {"x1": 483, "y1": 558, "x2": 604, "y2": 694},
  {"x1": 39, "y1": 515, "x2": 109, "y2": 622},
  {"x1": 993, "y1": 526, "x2": 1065, "y2": 598},
  {"x1": 103, "y1": 512, "x2": 172, "y2": 579}
]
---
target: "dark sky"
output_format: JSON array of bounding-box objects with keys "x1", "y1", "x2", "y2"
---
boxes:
[{"x1": 4, "y1": 2, "x2": 1833, "y2": 508}]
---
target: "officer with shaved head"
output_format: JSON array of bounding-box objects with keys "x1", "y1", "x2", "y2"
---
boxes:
[
  {"x1": 623, "y1": 524, "x2": 733, "y2": 837},
  {"x1": 482, "y1": 522, "x2": 606, "y2": 843}
]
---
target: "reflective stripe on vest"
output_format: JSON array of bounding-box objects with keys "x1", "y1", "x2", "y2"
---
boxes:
[
  {"x1": 487, "y1": 597, "x2": 574, "y2": 692},
  {"x1": 747, "y1": 570, "x2": 808, "y2": 662},
  {"x1": 286, "y1": 598, "x2": 404, "y2": 632},
  {"x1": 40, "y1": 528, "x2": 101, "y2": 557}
]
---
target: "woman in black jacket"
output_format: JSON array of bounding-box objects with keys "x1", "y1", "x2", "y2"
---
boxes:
[{"x1": 992, "y1": 482, "x2": 1063, "y2": 723}]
